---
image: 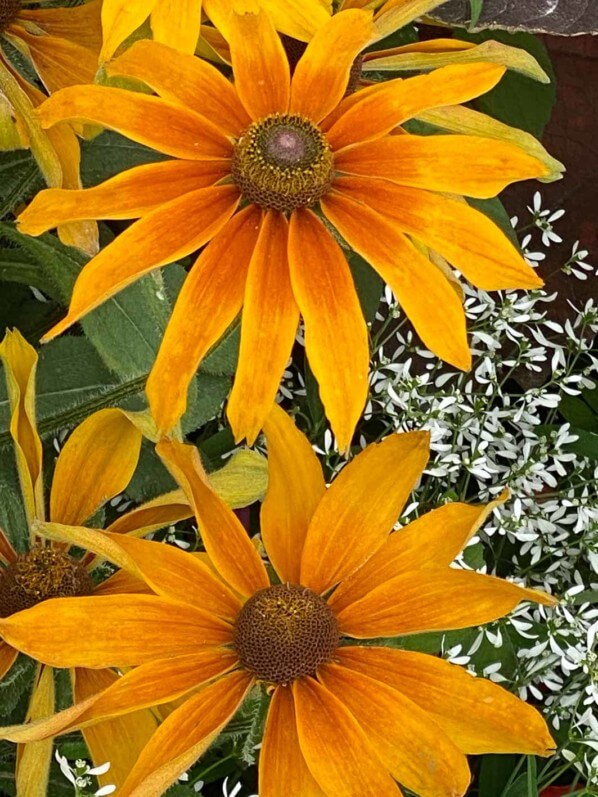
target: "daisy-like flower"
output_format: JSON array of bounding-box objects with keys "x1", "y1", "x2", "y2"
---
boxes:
[
  {"x1": 18, "y1": 9, "x2": 548, "y2": 449},
  {"x1": 100, "y1": 0, "x2": 332, "y2": 62},
  {"x1": 0, "y1": 328, "x2": 265, "y2": 791},
  {"x1": 0, "y1": 406, "x2": 556, "y2": 797},
  {"x1": 0, "y1": 0, "x2": 102, "y2": 252}
]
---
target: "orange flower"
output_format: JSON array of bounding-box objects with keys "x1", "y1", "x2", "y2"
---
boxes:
[
  {"x1": 0, "y1": 406, "x2": 556, "y2": 796},
  {"x1": 19, "y1": 9, "x2": 547, "y2": 449},
  {"x1": 100, "y1": 0, "x2": 332, "y2": 62},
  {"x1": 0, "y1": 0, "x2": 102, "y2": 253}
]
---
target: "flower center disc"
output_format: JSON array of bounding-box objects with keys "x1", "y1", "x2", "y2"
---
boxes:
[
  {"x1": 0, "y1": 545, "x2": 93, "y2": 617},
  {"x1": 232, "y1": 113, "x2": 334, "y2": 213},
  {"x1": 0, "y1": 0, "x2": 20, "y2": 32},
  {"x1": 233, "y1": 584, "x2": 339, "y2": 684}
]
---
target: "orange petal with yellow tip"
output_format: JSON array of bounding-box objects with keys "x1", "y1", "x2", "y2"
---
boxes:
[
  {"x1": 260, "y1": 405, "x2": 326, "y2": 584},
  {"x1": 337, "y1": 568, "x2": 557, "y2": 638},
  {"x1": 37, "y1": 86, "x2": 232, "y2": 160},
  {"x1": 19, "y1": 0, "x2": 103, "y2": 52},
  {"x1": 228, "y1": 211, "x2": 299, "y2": 445},
  {"x1": 227, "y1": 7, "x2": 290, "y2": 120},
  {"x1": 327, "y1": 63, "x2": 506, "y2": 150},
  {"x1": 40, "y1": 185, "x2": 240, "y2": 342},
  {"x1": 92, "y1": 569, "x2": 153, "y2": 596},
  {"x1": 75, "y1": 667, "x2": 159, "y2": 792},
  {"x1": 337, "y1": 646, "x2": 556, "y2": 756},
  {"x1": 50, "y1": 408, "x2": 142, "y2": 526},
  {"x1": 0, "y1": 650, "x2": 238, "y2": 745},
  {"x1": 337, "y1": 176, "x2": 544, "y2": 290},
  {"x1": 147, "y1": 205, "x2": 261, "y2": 435},
  {"x1": 292, "y1": 677, "x2": 401, "y2": 797},
  {"x1": 14, "y1": 29, "x2": 98, "y2": 94},
  {"x1": 34, "y1": 520, "x2": 241, "y2": 619},
  {"x1": 120, "y1": 671, "x2": 254, "y2": 797},
  {"x1": 257, "y1": 0, "x2": 332, "y2": 41},
  {"x1": 288, "y1": 209, "x2": 369, "y2": 452},
  {"x1": 105, "y1": 490, "x2": 192, "y2": 537},
  {"x1": 18, "y1": 160, "x2": 230, "y2": 236},
  {"x1": 107, "y1": 40, "x2": 250, "y2": 136},
  {"x1": 0, "y1": 329, "x2": 44, "y2": 525},
  {"x1": 300, "y1": 431, "x2": 429, "y2": 595},
  {"x1": 15, "y1": 664, "x2": 54, "y2": 797},
  {"x1": 335, "y1": 134, "x2": 549, "y2": 197},
  {"x1": 0, "y1": 641, "x2": 18, "y2": 680},
  {"x1": 157, "y1": 439, "x2": 270, "y2": 597},
  {"x1": 330, "y1": 492, "x2": 508, "y2": 612},
  {"x1": 260, "y1": 686, "x2": 327, "y2": 797},
  {"x1": 150, "y1": 0, "x2": 202, "y2": 55},
  {"x1": 0, "y1": 594, "x2": 232, "y2": 668},
  {"x1": 290, "y1": 9, "x2": 374, "y2": 123},
  {"x1": 319, "y1": 662, "x2": 471, "y2": 797},
  {"x1": 322, "y1": 190, "x2": 471, "y2": 370},
  {"x1": 100, "y1": 0, "x2": 157, "y2": 62}
]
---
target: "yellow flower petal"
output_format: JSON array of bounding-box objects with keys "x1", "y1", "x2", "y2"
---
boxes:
[
  {"x1": 50, "y1": 409, "x2": 142, "y2": 526},
  {"x1": 301, "y1": 431, "x2": 429, "y2": 594},
  {"x1": 337, "y1": 569, "x2": 557, "y2": 638},
  {"x1": 0, "y1": 329, "x2": 44, "y2": 525},
  {"x1": 260, "y1": 405, "x2": 326, "y2": 584},
  {"x1": 150, "y1": 0, "x2": 202, "y2": 55},
  {"x1": 228, "y1": 211, "x2": 299, "y2": 445},
  {"x1": 157, "y1": 439, "x2": 270, "y2": 596},
  {"x1": 288, "y1": 209, "x2": 369, "y2": 451},
  {"x1": 320, "y1": 662, "x2": 471, "y2": 797},
  {"x1": 292, "y1": 677, "x2": 400, "y2": 797},
  {"x1": 100, "y1": 0, "x2": 158, "y2": 62},
  {"x1": 15, "y1": 665, "x2": 54, "y2": 797},
  {"x1": 337, "y1": 646, "x2": 556, "y2": 756},
  {"x1": 146, "y1": 205, "x2": 260, "y2": 434}
]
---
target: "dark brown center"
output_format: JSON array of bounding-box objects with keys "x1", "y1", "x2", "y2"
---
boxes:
[
  {"x1": 232, "y1": 113, "x2": 334, "y2": 213},
  {"x1": 233, "y1": 584, "x2": 339, "y2": 684},
  {"x1": 0, "y1": 0, "x2": 20, "y2": 32},
  {"x1": 0, "y1": 545, "x2": 93, "y2": 617}
]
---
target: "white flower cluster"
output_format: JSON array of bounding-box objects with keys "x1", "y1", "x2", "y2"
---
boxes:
[{"x1": 55, "y1": 752, "x2": 115, "y2": 797}]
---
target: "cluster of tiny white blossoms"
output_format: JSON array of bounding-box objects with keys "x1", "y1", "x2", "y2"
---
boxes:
[
  {"x1": 280, "y1": 194, "x2": 598, "y2": 788},
  {"x1": 55, "y1": 752, "x2": 115, "y2": 796}
]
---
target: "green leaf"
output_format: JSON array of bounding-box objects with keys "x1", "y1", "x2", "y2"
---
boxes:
[
  {"x1": 560, "y1": 388, "x2": 598, "y2": 433},
  {"x1": 0, "y1": 247, "x2": 61, "y2": 297},
  {"x1": 80, "y1": 130, "x2": 168, "y2": 187},
  {"x1": 469, "y1": 0, "x2": 484, "y2": 26},
  {"x1": 478, "y1": 754, "x2": 523, "y2": 797},
  {"x1": 0, "y1": 437, "x2": 30, "y2": 550},
  {"x1": 455, "y1": 30, "x2": 556, "y2": 137},
  {"x1": 0, "y1": 655, "x2": 35, "y2": 720},
  {"x1": 349, "y1": 251, "x2": 384, "y2": 324},
  {"x1": 0, "y1": 150, "x2": 43, "y2": 219},
  {"x1": 0, "y1": 281, "x2": 61, "y2": 342}
]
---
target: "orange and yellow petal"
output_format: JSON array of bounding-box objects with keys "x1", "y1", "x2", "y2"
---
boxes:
[
  {"x1": 92, "y1": 569, "x2": 153, "y2": 596},
  {"x1": 19, "y1": 0, "x2": 103, "y2": 53},
  {"x1": 12, "y1": 29, "x2": 98, "y2": 94},
  {"x1": 37, "y1": 86, "x2": 232, "y2": 160},
  {"x1": 330, "y1": 492, "x2": 508, "y2": 612},
  {"x1": 15, "y1": 665, "x2": 54, "y2": 797},
  {"x1": 36, "y1": 521, "x2": 241, "y2": 619},
  {"x1": 288, "y1": 209, "x2": 369, "y2": 452},
  {"x1": 157, "y1": 439, "x2": 270, "y2": 597},
  {"x1": 119, "y1": 671, "x2": 254, "y2": 797},
  {"x1": 337, "y1": 176, "x2": 543, "y2": 290},
  {"x1": 100, "y1": 0, "x2": 157, "y2": 62},
  {"x1": 0, "y1": 329, "x2": 44, "y2": 525},
  {"x1": 335, "y1": 134, "x2": 549, "y2": 198},
  {"x1": 337, "y1": 646, "x2": 556, "y2": 756},
  {"x1": 150, "y1": 0, "x2": 202, "y2": 55},
  {"x1": 327, "y1": 63, "x2": 506, "y2": 150},
  {"x1": 105, "y1": 489, "x2": 192, "y2": 536},
  {"x1": 319, "y1": 662, "x2": 470, "y2": 797},
  {"x1": 260, "y1": 405, "x2": 326, "y2": 584},
  {"x1": 107, "y1": 40, "x2": 250, "y2": 137},
  {"x1": 260, "y1": 686, "x2": 327, "y2": 797},
  {"x1": 75, "y1": 668, "x2": 160, "y2": 791},
  {"x1": 322, "y1": 190, "x2": 471, "y2": 370},
  {"x1": 290, "y1": 9, "x2": 374, "y2": 123},
  {"x1": 300, "y1": 431, "x2": 429, "y2": 594},
  {"x1": 372, "y1": 0, "x2": 450, "y2": 40},
  {"x1": 0, "y1": 641, "x2": 18, "y2": 680},
  {"x1": 50, "y1": 409, "x2": 142, "y2": 526},
  {"x1": 147, "y1": 206, "x2": 261, "y2": 434},
  {"x1": 336, "y1": 569, "x2": 557, "y2": 638},
  {"x1": 40, "y1": 184, "x2": 240, "y2": 341},
  {"x1": 292, "y1": 677, "x2": 401, "y2": 796},
  {"x1": 0, "y1": 595, "x2": 232, "y2": 668},
  {"x1": 18, "y1": 159, "x2": 229, "y2": 235},
  {"x1": 228, "y1": 211, "x2": 299, "y2": 445},
  {"x1": 227, "y1": 7, "x2": 290, "y2": 120}
]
